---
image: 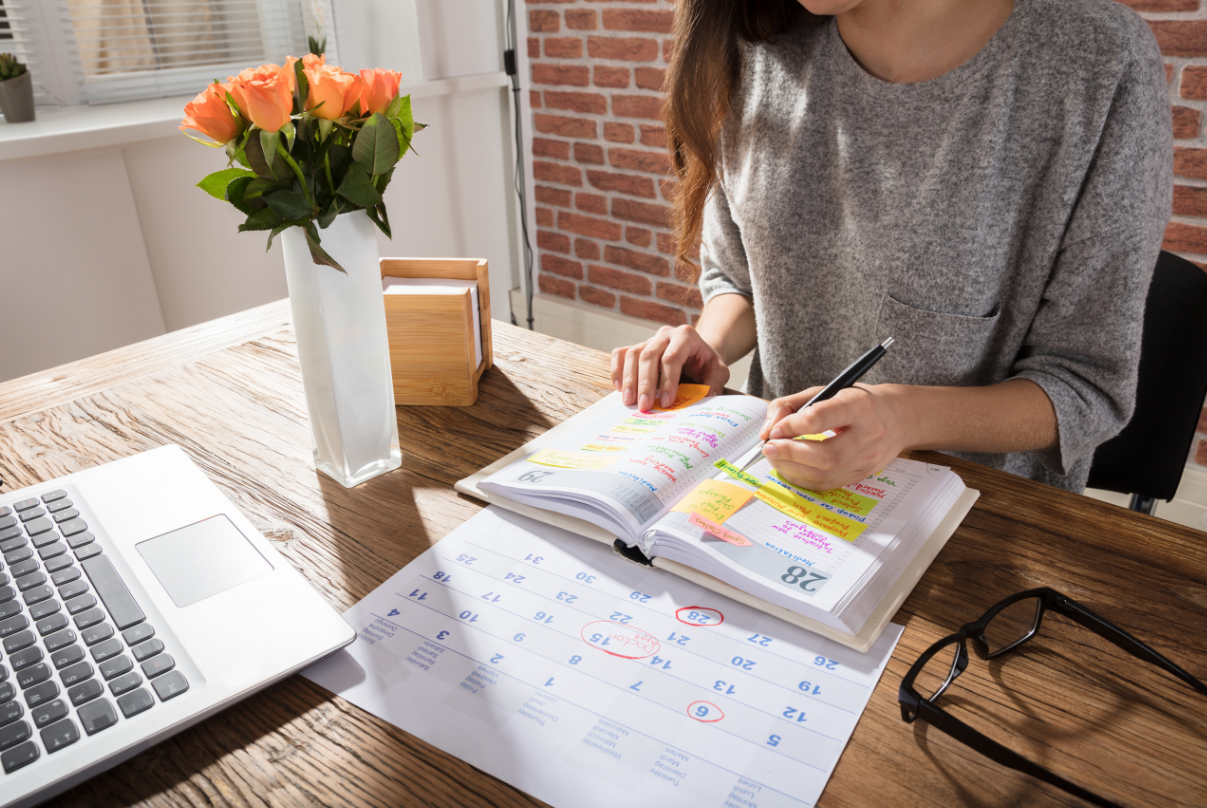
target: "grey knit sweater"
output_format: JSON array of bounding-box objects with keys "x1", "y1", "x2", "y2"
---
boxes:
[{"x1": 699, "y1": 0, "x2": 1172, "y2": 491}]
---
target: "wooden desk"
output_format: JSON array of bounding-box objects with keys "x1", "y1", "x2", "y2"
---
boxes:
[{"x1": 1, "y1": 299, "x2": 1204, "y2": 808}]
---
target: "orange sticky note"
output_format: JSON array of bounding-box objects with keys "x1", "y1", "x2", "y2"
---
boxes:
[
  {"x1": 671, "y1": 479, "x2": 753, "y2": 524},
  {"x1": 689, "y1": 512, "x2": 753, "y2": 547},
  {"x1": 653, "y1": 383, "x2": 710, "y2": 411}
]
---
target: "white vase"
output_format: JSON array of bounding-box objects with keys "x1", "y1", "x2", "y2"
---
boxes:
[{"x1": 281, "y1": 211, "x2": 401, "y2": 487}]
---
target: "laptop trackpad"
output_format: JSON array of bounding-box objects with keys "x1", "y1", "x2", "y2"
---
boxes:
[{"x1": 137, "y1": 515, "x2": 274, "y2": 607}]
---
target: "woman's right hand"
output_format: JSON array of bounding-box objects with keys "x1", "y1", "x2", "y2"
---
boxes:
[{"x1": 610, "y1": 325, "x2": 730, "y2": 411}]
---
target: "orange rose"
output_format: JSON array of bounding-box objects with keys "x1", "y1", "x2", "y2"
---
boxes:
[
  {"x1": 302, "y1": 53, "x2": 326, "y2": 71},
  {"x1": 358, "y1": 68, "x2": 402, "y2": 116},
  {"x1": 180, "y1": 81, "x2": 239, "y2": 144},
  {"x1": 228, "y1": 63, "x2": 293, "y2": 132},
  {"x1": 305, "y1": 64, "x2": 360, "y2": 120}
]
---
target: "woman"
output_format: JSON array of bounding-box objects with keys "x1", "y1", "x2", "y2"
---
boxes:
[{"x1": 611, "y1": 0, "x2": 1172, "y2": 492}]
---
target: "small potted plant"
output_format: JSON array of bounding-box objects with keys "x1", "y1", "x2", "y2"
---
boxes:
[{"x1": 0, "y1": 53, "x2": 34, "y2": 123}]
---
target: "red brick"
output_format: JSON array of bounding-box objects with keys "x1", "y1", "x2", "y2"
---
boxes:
[
  {"x1": 533, "y1": 137, "x2": 571, "y2": 159},
  {"x1": 1196, "y1": 438, "x2": 1207, "y2": 466},
  {"x1": 536, "y1": 207, "x2": 554, "y2": 226},
  {"x1": 559, "y1": 210, "x2": 624, "y2": 240},
  {"x1": 530, "y1": 89, "x2": 542, "y2": 107},
  {"x1": 575, "y1": 142, "x2": 606, "y2": 164},
  {"x1": 1163, "y1": 221, "x2": 1207, "y2": 253},
  {"x1": 656, "y1": 231, "x2": 676, "y2": 255},
  {"x1": 538, "y1": 229, "x2": 571, "y2": 253},
  {"x1": 545, "y1": 90, "x2": 606, "y2": 114},
  {"x1": 639, "y1": 124, "x2": 668, "y2": 149},
  {"x1": 635, "y1": 66, "x2": 666, "y2": 91},
  {"x1": 588, "y1": 36, "x2": 660, "y2": 61},
  {"x1": 660, "y1": 178, "x2": 678, "y2": 201},
  {"x1": 1174, "y1": 147, "x2": 1207, "y2": 180},
  {"x1": 539, "y1": 274, "x2": 576, "y2": 299},
  {"x1": 575, "y1": 238, "x2": 601, "y2": 260},
  {"x1": 1149, "y1": 21, "x2": 1207, "y2": 57},
  {"x1": 1118, "y1": 0, "x2": 1197, "y2": 9},
  {"x1": 532, "y1": 64, "x2": 590, "y2": 86},
  {"x1": 609, "y1": 147, "x2": 671, "y2": 174},
  {"x1": 566, "y1": 9, "x2": 598, "y2": 29},
  {"x1": 544, "y1": 37, "x2": 584, "y2": 58},
  {"x1": 657, "y1": 281, "x2": 703, "y2": 309},
  {"x1": 593, "y1": 65, "x2": 631, "y2": 88},
  {"x1": 604, "y1": 122, "x2": 635, "y2": 143},
  {"x1": 613, "y1": 94, "x2": 664, "y2": 119},
  {"x1": 620, "y1": 296, "x2": 687, "y2": 326},
  {"x1": 1181, "y1": 66, "x2": 1207, "y2": 99},
  {"x1": 602, "y1": 9, "x2": 674, "y2": 33},
  {"x1": 535, "y1": 184, "x2": 572, "y2": 207},
  {"x1": 604, "y1": 244, "x2": 671, "y2": 276},
  {"x1": 626, "y1": 226, "x2": 652, "y2": 247},
  {"x1": 534, "y1": 113, "x2": 598, "y2": 138},
  {"x1": 1174, "y1": 105, "x2": 1202, "y2": 139},
  {"x1": 587, "y1": 169, "x2": 656, "y2": 197},
  {"x1": 576, "y1": 192, "x2": 608, "y2": 214},
  {"x1": 1198, "y1": 406, "x2": 1207, "y2": 434},
  {"x1": 534, "y1": 160, "x2": 584, "y2": 186},
  {"x1": 528, "y1": 37, "x2": 541, "y2": 58},
  {"x1": 589, "y1": 265, "x2": 653, "y2": 294},
  {"x1": 530, "y1": 9, "x2": 560, "y2": 32},
  {"x1": 579, "y1": 284, "x2": 617, "y2": 308},
  {"x1": 542, "y1": 253, "x2": 585, "y2": 279}
]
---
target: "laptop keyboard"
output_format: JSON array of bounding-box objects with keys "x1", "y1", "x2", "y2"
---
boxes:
[{"x1": 0, "y1": 489, "x2": 189, "y2": 774}]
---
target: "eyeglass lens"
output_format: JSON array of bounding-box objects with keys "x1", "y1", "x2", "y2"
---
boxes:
[
  {"x1": 914, "y1": 641, "x2": 967, "y2": 703},
  {"x1": 982, "y1": 595, "x2": 1043, "y2": 656}
]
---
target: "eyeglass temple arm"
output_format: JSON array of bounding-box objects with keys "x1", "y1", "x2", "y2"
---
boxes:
[
  {"x1": 1058, "y1": 598, "x2": 1207, "y2": 697},
  {"x1": 918, "y1": 702, "x2": 1124, "y2": 808}
]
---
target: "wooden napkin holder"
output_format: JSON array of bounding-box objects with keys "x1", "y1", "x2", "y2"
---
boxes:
[{"x1": 379, "y1": 257, "x2": 493, "y2": 406}]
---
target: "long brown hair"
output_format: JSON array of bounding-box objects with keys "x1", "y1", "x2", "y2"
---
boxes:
[{"x1": 665, "y1": 0, "x2": 807, "y2": 281}]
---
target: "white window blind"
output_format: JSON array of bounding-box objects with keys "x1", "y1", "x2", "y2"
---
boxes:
[{"x1": 0, "y1": 0, "x2": 75, "y2": 109}]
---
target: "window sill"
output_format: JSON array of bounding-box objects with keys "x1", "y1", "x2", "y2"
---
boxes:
[{"x1": 0, "y1": 72, "x2": 509, "y2": 163}]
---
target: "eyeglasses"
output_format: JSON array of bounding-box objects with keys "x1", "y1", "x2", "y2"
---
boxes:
[{"x1": 899, "y1": 587, "x2": 1207, "y2": 808}]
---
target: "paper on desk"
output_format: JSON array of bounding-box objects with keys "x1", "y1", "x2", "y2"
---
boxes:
[
  {"x1": 382, "y1": 276, "x2": 482, "y2": 366},
  {"x1": 302, "y1": 506, "x2": 902, "y2": 808}
]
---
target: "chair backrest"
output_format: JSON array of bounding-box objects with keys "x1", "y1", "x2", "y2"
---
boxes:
[{"x1": 1087, "y1": 251, "x2": 1207, "y2": 500}]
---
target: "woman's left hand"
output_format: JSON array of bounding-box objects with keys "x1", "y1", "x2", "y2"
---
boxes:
[{"x1": 759, "y1": 385, "x2": 908, "y2": 491}]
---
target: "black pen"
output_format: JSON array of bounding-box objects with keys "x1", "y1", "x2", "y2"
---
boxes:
[{"x1": 738, "y1": 337, "x2": 895, "y2": 473}]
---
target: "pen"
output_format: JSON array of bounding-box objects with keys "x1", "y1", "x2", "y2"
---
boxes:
[{"x1": 739, "y1": 337, "x2": 895, "y2": 473}]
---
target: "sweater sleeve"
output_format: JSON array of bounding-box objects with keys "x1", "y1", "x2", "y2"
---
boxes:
[
  {"x1": 699, "y1": 180, "x2": 755, "y2": 303},
  {"x1": 1009, "y1": 29, "x2": 1172, "y2": 477}
]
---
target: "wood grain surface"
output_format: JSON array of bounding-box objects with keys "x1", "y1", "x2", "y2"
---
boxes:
[{"x1": 0, "y1": 311, "x2": 1204, "y2": 808}]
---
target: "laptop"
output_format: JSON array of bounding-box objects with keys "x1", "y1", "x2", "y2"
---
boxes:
[{"x1": 0, "y1": 445, "x2": 356, "y2": 807}]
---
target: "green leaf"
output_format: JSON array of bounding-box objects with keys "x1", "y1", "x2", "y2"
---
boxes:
[
  {"x1": 352, "y1": 112, "x2": 399, "y2": 177},
  {"x1": 244, "y1": 178, "x2": 284, "y2": 199},
  {"x1": 264, "y1": 190, "x2": 313, "y2": 220},
  {"x1": 238, "y1": 207, "x2": 283, "y2": 232},
  {"x1": 337, "y1": 163, "x2": 382, "y2": 208},
  {"x1": 196, "y1": 167, "x2": 255, "y2": 200},
  {"x1": 317, "y1": 198, "x2": 342, "y2": 229},
  {"x1": 395, "y1": 96, "x2": 414, "y2": 139},
  {"x1": 279, "y1": 121, "x2": 296, "y2": 153},
  {"x1": 266, "y1": 219, "x2": 308, "y2": 251},
  {"x1": 384, "y1": 94, "x2": 402, "y2": 120},
  {"x1": 391, "y1": 117, "x2": 409, "y2": 160},
  {"x1": 304, "y1": 222, "x2": 346, "y2": 273},
  {"x1": 328, "y1": 143, "x2": 352, "y2": 179},
  {"x1": 260, "y1": 129, "x2": 281, "y2": 174},
  {"x1": 374, "y1": 167, "x2": 394, "y2": 195},
  {"x1": 366, "y1": 204, "x2": 392, "y2": 239},
  {"x1": 245, "y1": 132, "x2": 291, "y2": 182},
  {"x1": 225, "y1": 176, "x2": 263, "y2": 216},
  {"x1": 293, "y1": 58, "x2": 308, "y2": 112}
]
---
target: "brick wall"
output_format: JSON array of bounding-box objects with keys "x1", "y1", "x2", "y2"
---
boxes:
[{"x1": 524, "y1": 0, "x2": 1207, "y2": 470}]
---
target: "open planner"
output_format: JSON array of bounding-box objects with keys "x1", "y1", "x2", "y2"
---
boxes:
[{"x1": 457, "y1": 387, "x2": 979, "y2": 652}]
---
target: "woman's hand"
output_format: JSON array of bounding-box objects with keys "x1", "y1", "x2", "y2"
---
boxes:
[
  {"x1": 611, "y1": 325, "x2": 730, "y2": 411},
  {"x1": 759, "y1": 384, "x2": 908, "y2": 491}
]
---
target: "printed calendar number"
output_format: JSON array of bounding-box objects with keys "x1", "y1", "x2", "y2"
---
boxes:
[
  {"x1": 779, "y1": 565, "x2": 831, "y2": 595},
  {"x1": 675, "y1": 607, "x2": 724, "y2": 627},
  {"x1": 519, "y1": 470, "x2": 555, "y2": 483},
  {"x1": 686, "y1": 701, "x2": 725, "y2": 723}
]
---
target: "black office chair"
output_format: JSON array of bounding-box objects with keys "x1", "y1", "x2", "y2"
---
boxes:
[{"x1": 1087, "y1": 250, "x2": 1207, "y2": 514}]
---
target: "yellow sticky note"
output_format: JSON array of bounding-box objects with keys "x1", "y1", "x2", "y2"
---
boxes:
[
  {"x1": 754, "y1": 486, "x2": 866, "y2": 542},
  {"x1": 623, "y1": 417, "x2": 664, "y2": 427},
  {"x1": 653, "y1": 383, "x2": 710, "y2": 411},
  {"x1": 714, "y1": 459, "x2": 764, "y2": 488},
  {"x1": 770, "y1": 472, "x2": 880, "y2": 517},
  {"x1": 671, "y1": 479, "x2": 754, "y2": 524},
  {"x1": 528, "y1": 448, "x2": 618, "y2": 471}
]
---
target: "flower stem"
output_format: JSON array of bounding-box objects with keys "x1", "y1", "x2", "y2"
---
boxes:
[
  {"x1": 324, "y1": 153, "x2": 336, "y2": 197},
  {"x1": 276, "y1": 141, "x2": 316, "y2": 212}
]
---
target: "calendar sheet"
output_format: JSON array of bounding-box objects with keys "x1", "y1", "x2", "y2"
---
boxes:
[{"x1": 302, "y1": 506, "x2": 902, "y2": 808}]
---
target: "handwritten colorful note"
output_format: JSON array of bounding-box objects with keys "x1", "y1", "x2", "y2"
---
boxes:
[
  {"x1": 671, "y1": 479, "x2": 753, "y2": 524},
  {"x1": 713, "y1": 458, "x2": 764, "y2": 488},
  {"x1": 611, "y1": 424, "x2": 654, "y2": 434},
  {"x1": 688, "y1": 512, "x2": 753, "y2": 547},
  {"x1": 769, "y1": 472, "x2": 880, "y2": 517},
  {"x1": 623, "y1": 417, "x2": 664, "y2": 427},
  {"x1": 652, "y1": 383, "x2": 710, "y2": 411},
  {"x1": 527, "y1": 448, "x2": 618, "y2": 471},
  {"x1": 580, "y1": 443, "x2": 627, "y2": 453},
  {"x1": 755, "y1": 485, "x2": 866, "y2": 542}
]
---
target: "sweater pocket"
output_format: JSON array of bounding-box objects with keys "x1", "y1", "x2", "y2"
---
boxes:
[{"x1": 870, "y1": 294, "x2": 1001, "y2": 387}]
